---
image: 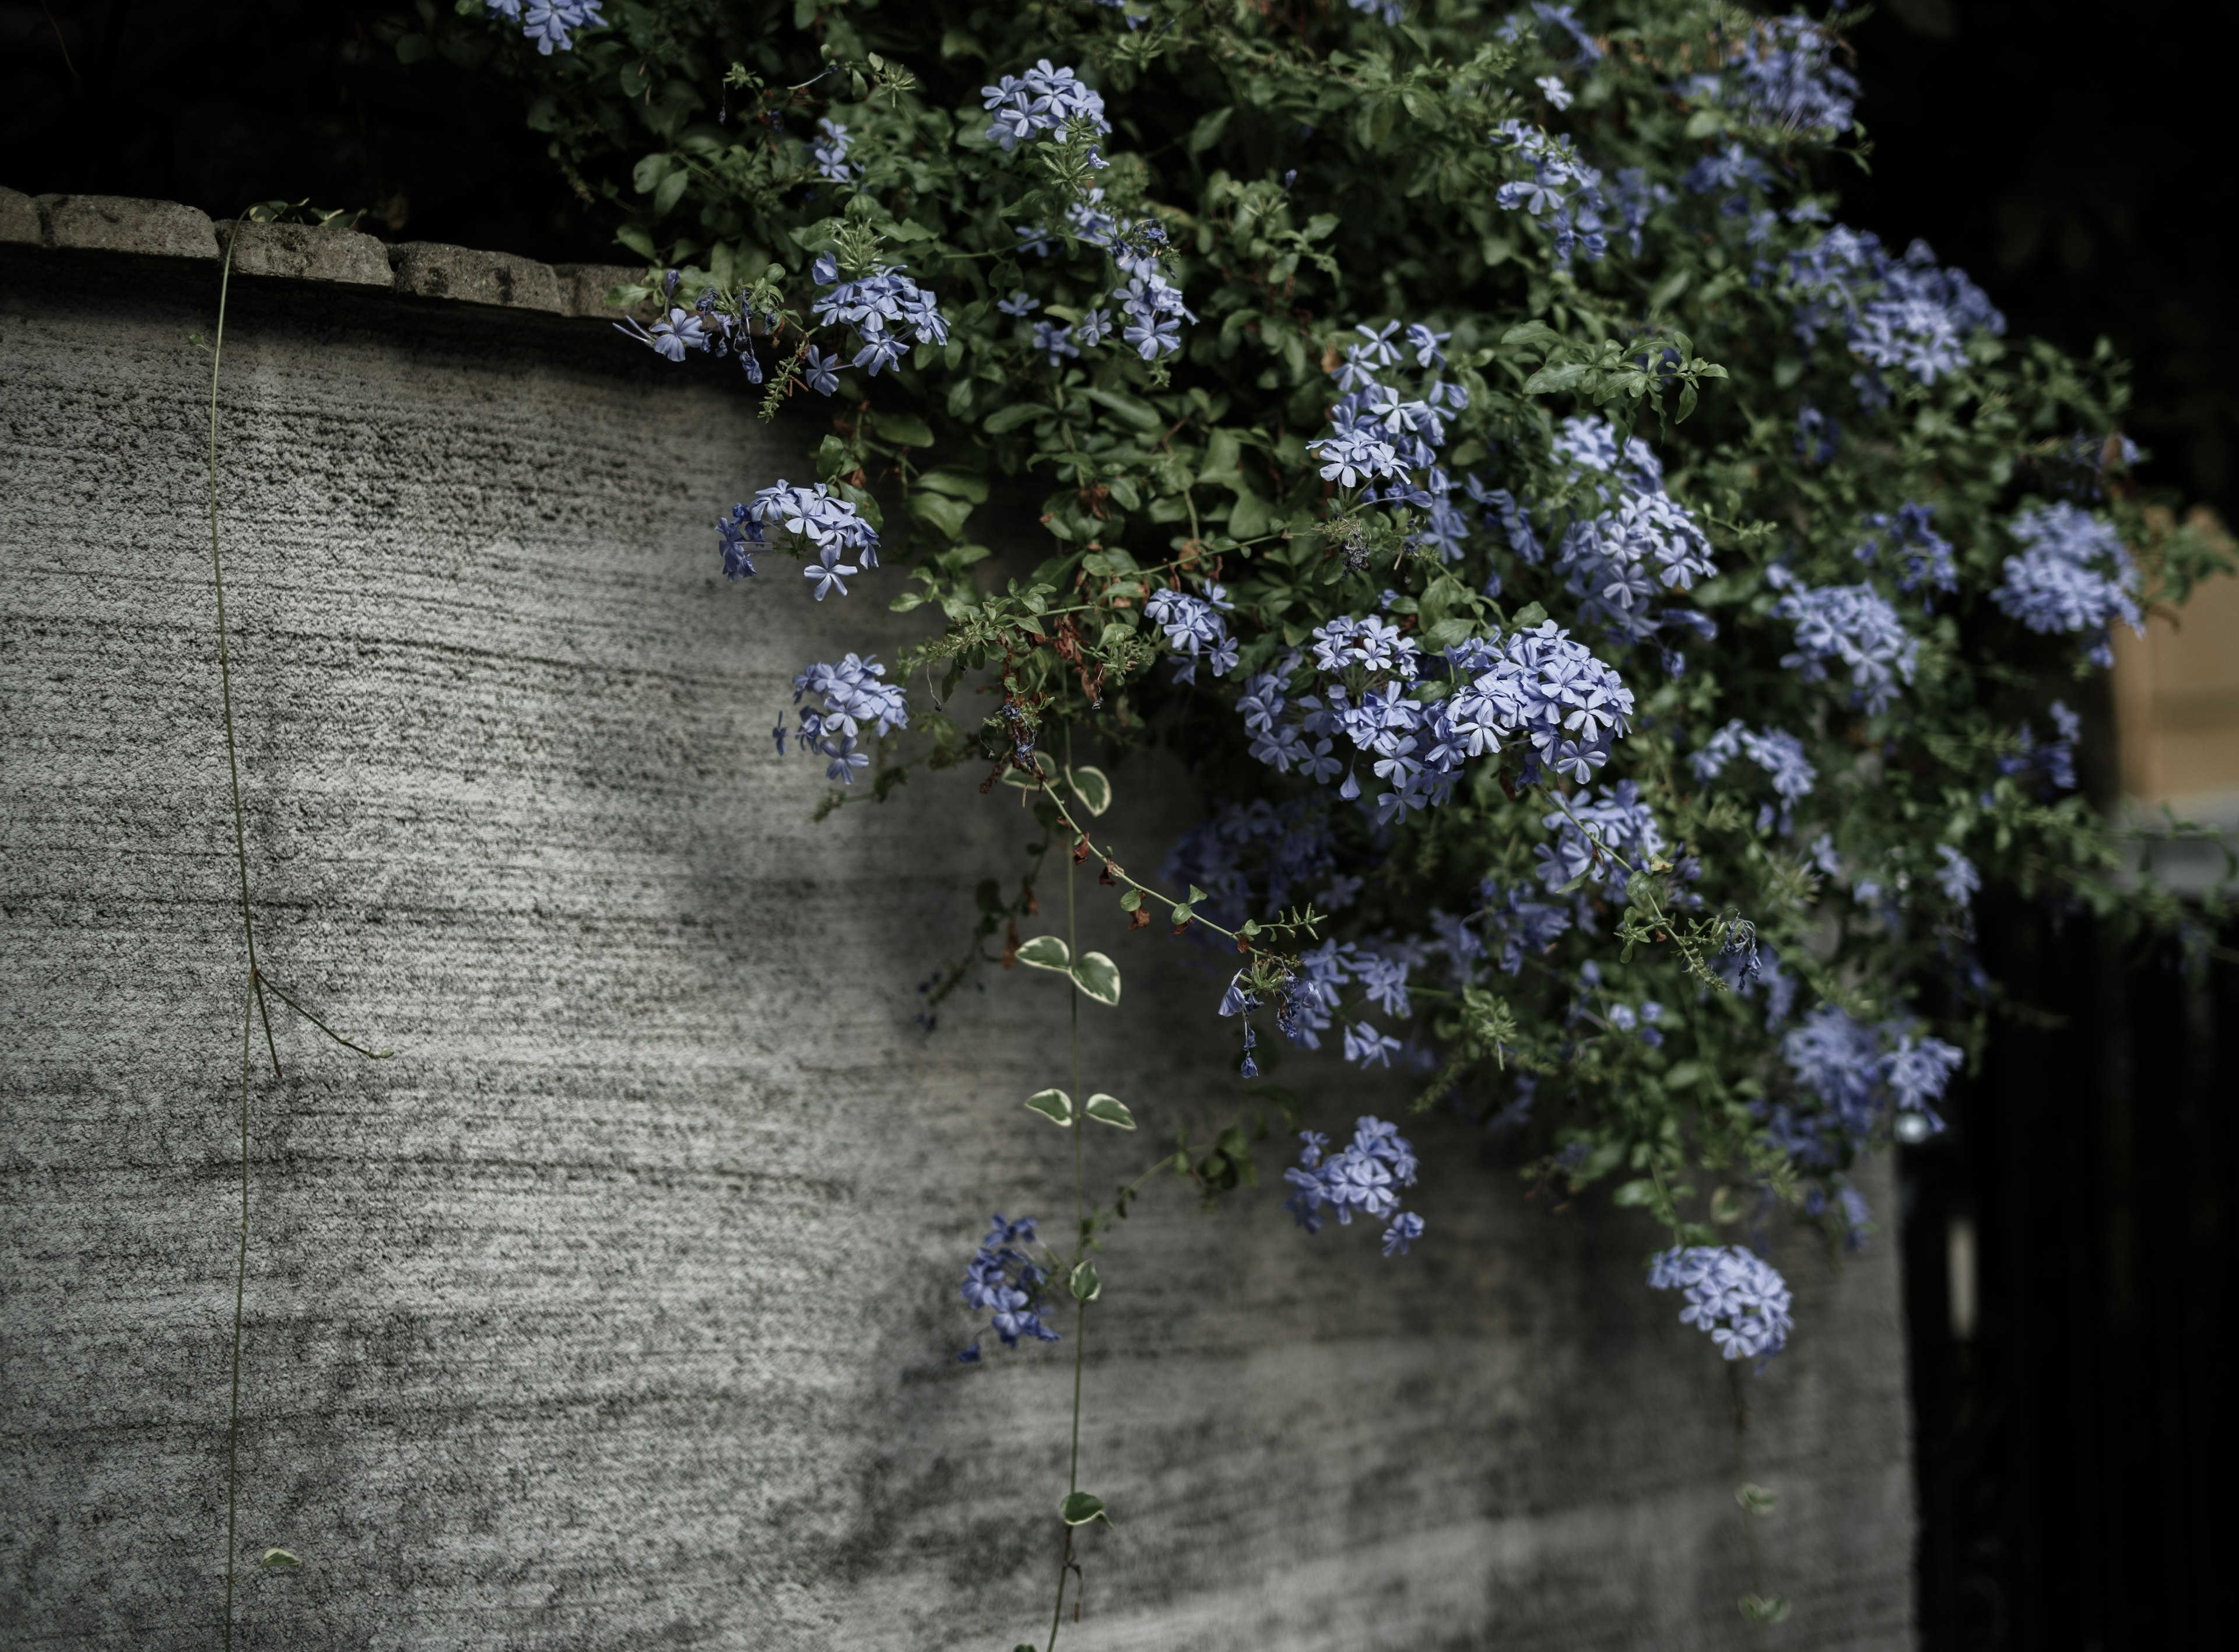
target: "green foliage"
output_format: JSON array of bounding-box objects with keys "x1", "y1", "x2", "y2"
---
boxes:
[{"x1": 448, "y1": 0, "x2": 2234, "y2": 1269}]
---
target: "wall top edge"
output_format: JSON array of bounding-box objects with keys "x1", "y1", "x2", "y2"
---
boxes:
[{"x1": 0, "y1": 185, "x2": 645, "y2": 323}]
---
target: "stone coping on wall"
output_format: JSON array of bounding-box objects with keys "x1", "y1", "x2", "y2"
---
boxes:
[{"x1": 0, "y1": 185, "x2": 646, "y2": 322}]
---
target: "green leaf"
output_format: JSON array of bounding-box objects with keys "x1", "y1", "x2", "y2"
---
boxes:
[
  {"x1": 1067, "y1": 764, "x2": 1113, "y2": 816},
  {"x1": 1510, "y1": 601, "x2": 1549, "y2": 630},
  {"x1": 1736, "y1": 1482, "x2": 1778, "y2": 1517},
  {"x1": 395, "y1": 33, "x2": 433, "y2": 64},
  {"x1": 1069, "y1": 1258, "x2": 1101, "y2": 1301},
  {"x1": 873, "y1": 411, "x2": 935, "y2": 447},
  {"x1": 1060, "y1": 1492, "x2": 1110, "y2": 1527},
  {"x1": 1611, "y1": 1178, "x2": 1658, "y2": 1208},
  {"x1": 1081, "y1": 387, "x2": 1163, "y2": 432},
  {"x1": 1118, "y1": 889, "x2": 1142, "y2": 911},
  {"x1": 614, "y1": 225, "x2": 657, "y2": 261},
  {"x1": 258, "y1": 1549, "x2": 301, "y2": 1569},
  {"x1": 652, "y1": 170, "x2": 689, "y2": 221},
  {"x1": 1085, "y1": 1093, "x2": 1136, "y2": 1130},
  {"x1": 1227, "y1": 489, "x2": 1273, "y2": 540},
  {"x1": 1070, "y1": 951, "x2": 1122, "y2": 1006},
  {"x1": 1739, "y1": 1595, "x2": 1791, "y2": 1624},
  {"x1": 1185, "y1": 106, "x2": 1235, "y2": 155},
  {"x1": 1026, "y1": 1088, "x2": 1074, "y2": 1126},
  {"x1": 1015, "y1": 935, "x2": 1073, "y2": 972},
  {"x1": 915, "y1": 468, "x2": 990, "y2": 503},
  {"x1": 984, "y1": 402, "x2": 1045, "y2": 434},
  {"x1": 910, "y1": 491, "x2": 974, "y2": 541},
  {"x1": 1522, "y1": 361, "x2": 1587, "y2": 395}
]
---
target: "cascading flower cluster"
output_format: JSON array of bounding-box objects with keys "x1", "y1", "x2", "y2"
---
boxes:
[
  {"x1": 1237, "y1": 615, "x2": 1634, "y2": 823},
  {"x1": 483, "y1": 0, "x2": 603, "y2": 55},
  {"x1": 716, "y1": 480, "x2": 881, "y2": 595},
  {"x1": 981, "y1": 59, "x2": 1109, "y2": 150},
  {"x1": 1691, "y1": 721, "x2": 1817, "y2": 833},
  {"x1": 479, "y1": 1, "x2": 2227, "y2": 1502},
  {"x1": 1992, "y1": 501, "x2": 2145, "y2": 667},
  {"x1": 1766, "y1": 1006, "x2": 1963, "y2": 1166},
  {"x1": 1281, "y1": 1117, "x2": 1426, "y2": 1256},
  {"x1": 1784, "y1": 227, "x2": 2007, "y2": 398},
  {"x1": 1647, "y1": 1246, "x2": 1796, "y2": 1362},
  {"x1": 1768, "y1": 568, "x2": 1920, "y2": 713},
  {"x1": 956, "y1": 1215, "x2": 1060, "y2": 1363},
  {"x1": 778, "y1": 654, "x2": 909, "y2": 785},
  {"x1": 808, "y1": 253, "x2": 949, "y2": 379}
]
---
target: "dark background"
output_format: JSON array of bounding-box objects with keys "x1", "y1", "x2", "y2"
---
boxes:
[{"x1": 5, "y1": 4, "x2": 2233, "y2": 1647}]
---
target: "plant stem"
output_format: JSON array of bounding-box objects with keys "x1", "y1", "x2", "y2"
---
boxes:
[
  {"x1": 206, "y1": 220, "x2": 282, "y2": 1085},
  {"x1": 206, "y1": 214, "x2": 271, "y2": 1652},
  {"x1": 1047, "y1": 728, "x2": 1089, "y2": 1652},
  {"x1": 223, "y1": 978, "x2": 253, "y2": 1651}
]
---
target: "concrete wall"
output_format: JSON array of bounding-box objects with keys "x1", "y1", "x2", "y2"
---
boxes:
[{"x1": 0, "y1": 200, "x2": 1916, "y2": 1650}]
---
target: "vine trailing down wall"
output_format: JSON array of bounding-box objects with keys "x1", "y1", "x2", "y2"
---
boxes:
[{"x1": 315, "y1": 0, "x2": 2230, "y2": 1642}]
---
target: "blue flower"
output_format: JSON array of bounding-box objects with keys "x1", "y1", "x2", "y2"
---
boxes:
[
  {"x1": 996, "y1": 289, "x2": 1040, "y2": 317},
  {"x1": 1031, "y1": 320, "x2": 1079, "y2": 365},
  {"x1": 1935, "y1": 845, "x2": 1979, "y2": 905},
  {"x1": 802, "y1": 345, "x2": 841, "y2": 397},
  {"x1": 1381, "y1": 1211, "x2": 1426, "y2": 1255},
  {"x1": 715, "y1": 501, "x2": 764, "y2": 581},
  {"x1": 812, "y1": 118, "x2": 859, "y2": 183},
  {"x1": 1647, "y1": 1246, "x2": 1794, "y2": 1363}
]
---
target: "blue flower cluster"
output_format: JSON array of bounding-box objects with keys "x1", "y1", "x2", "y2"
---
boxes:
[
  {"x1": 1935, "y1": 844, "x2": 1980, "y2": 905},
  {"x1": 1767, "y1": 1006, "x2": 1961, "y2": 1164},
  {"x1": 1347, "y1": 0, "x2": 1405, "y2": 24},
  {"x1": 1682, "y1": 12, "x2": 1858, "y2": 135},
  {"x1": 982, "y1": 60, "x2": 1109, "y2": 150},
  {"x1": 1855, "y1": 500, "x2": 1957, "y2": 601},
  {"x1": 1239, "y1": 616, "x2": 1634, "y2": 823},
  {"x1": 957, "y1": 1214, "x2": 1060, "y2": 1363},
  {"x1": 1282, "y1": 1118, "x2": 1426, "y2": 1255},
  {"x1": 1535, "y1": 780, "x2": 1668, "y2": 897},
  {"x1": 483, "y1": 0, "x2": 603, "y2": 55},
  {"x1": 1476, "y1": 879, "x2": 1573, "y2": 973},
  {"x1": 1795, "y1": 404, "x2": 1839, "y2": 465},
  {"x1": 1498, "y1": 3, "x2": 1604, "y2": 68},
  {"x1": 1691, "y1": 720, "x2": 1816, "y2": 832},
  {"x1": 812, "y1": 118, "x2": 858, "y2": 183},
  {"x1": 615, "y1": 273, "x2": 765, "y2": 374},
  {"x1": 1992, "y1": 502, "x2": 2143, "y2": 668},
  {"x1": 1546, "y1": 417, "x2": 1719, "y2": 646},
  {"x1": 718, "y1": 480, "x2": 880, "y2": 596},
  {"x1": 1160, "y1": 798, "x2": 1347, "y2": 932},
  {"x1": 1768, "y1": 567, "x2": 1918, "y2": 714},
  {"x1": 2001, "y1": 700, "x2": 2081, "y2": 794},
  {"x1": 777, "y1": 654, "x2": 910, "y2": 784},
  {"x1": 1143, "y1": 585, "x2": 1240, "y2": 682},
  {"x1": 809, "y1": 253, "x2": 950, "y2": 379},
  {"x1": 1490, "y1": 120, "x2": 1613, "y2": 264},
  {"x1": 1646, "y1": 1246, "x2": 1795, "y2": 1362},
  {"x1": 1785, "y1": 227, "x2": 2005, "y2": 395}
]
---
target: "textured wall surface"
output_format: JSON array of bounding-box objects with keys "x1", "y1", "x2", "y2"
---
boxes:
[{"x1": 0, "y1": 233, "x2": 1916, "y2": 1651}]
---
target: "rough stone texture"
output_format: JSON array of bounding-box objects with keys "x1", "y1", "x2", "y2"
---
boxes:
[
  {"x1": 387, "y1": 241, "x2": 564, "y2": 313},
  {"x1": 0, "y1": 185, "x2": 39, "y2": 246},
  {"x1": 552, "y1": 262, "x2": 651, "y2": 321},
  {"x1": 225, "y1": 222, "x2": 394, "y2": 289},
  {"x1": 0, "y1": 242, "x2": 1918, "y2": 1651},
  {"x1": 36, "y1": 192, "x2": 218, "y2": 259}
]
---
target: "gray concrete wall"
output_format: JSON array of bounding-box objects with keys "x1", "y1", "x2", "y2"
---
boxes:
[{"x1": 0, "y1": 201, "x2": 1916, "y2": 1650}]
